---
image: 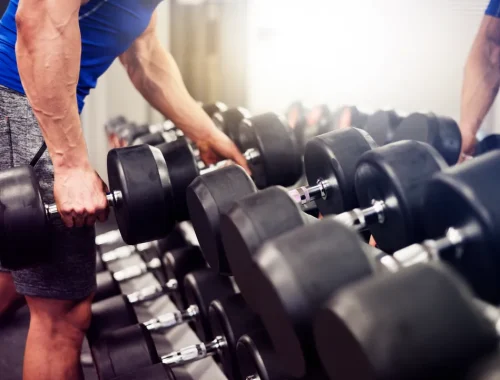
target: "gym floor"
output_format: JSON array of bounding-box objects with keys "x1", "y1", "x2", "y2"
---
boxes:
[{"x1": 0, "y1": 216, "x2": 226, "y2": 380}]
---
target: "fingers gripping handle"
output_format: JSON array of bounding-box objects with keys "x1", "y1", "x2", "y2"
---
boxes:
[{"x1": 45, "y1": 191, "x2": 122, "y2": 219}]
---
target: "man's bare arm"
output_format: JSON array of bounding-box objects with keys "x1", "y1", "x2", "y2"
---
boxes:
[
  {"x1": 460, "y1": 15, "x2": 500, "y2": 156},
  {"x1": 119, "y1": 12, "x2": 249, "y2": 170},
  {"x1": 16, "y1": 0, "x2": 108, "y2": 227}
]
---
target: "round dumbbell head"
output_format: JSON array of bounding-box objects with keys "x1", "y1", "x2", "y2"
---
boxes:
[
  {"x1": 94, "y1": 270, "x2": 121, "y2": 303},
  {"x1": 364, "y1": 110, "x2": 403, "y2": 146},
  {"x1": 158, "y1": 139, "x2": 200, "y2": 222},
  {"x1": 202, "y1": 102, "x2": 229, "y2": 118},
  {"x1": 475, "y1": 134, "x2": 500, "y2": 156},
  {"x1": 315, "y1": 263, "x2": 498, "y2": 380},
  {"x1": 186, "y1": 165, "x2": 257, "y2": 273},
  {"x1": 132, "y1": 132, "x2": 166, "y2": 147},
  {"x1": 107, "y1": 145, "x2": 175, "y2": 245},
  {"x1": 163, "y1": 246, "x2": 207, "y2": 309},
  {"x1": 304, "y1": 128, "x2": 378, "y2": 216},
  {"x1": 392, "y1": 112, "x2": 462, "y2": 165},
  {"x1": 212, "y1": 107, "x2": 252, "y2": 150},
  {"x1": 237, "y1": 330, "x2": 290, "y2": 380},
  {"x1": 183, "y1": 269, "x2": 236, "y2": 341},
  {"x1": 0, "y1": 165, "x2": 49, "y2": 269},
  {"x1": 221, "y1": 186, "x2": 310, "y2": 307},
  {"x1": 208, "y1": 294, "x2": 262, "y2": 380},
  {"x1": 239, "y1": 113, "x2": 303, "y2": 189},
  {"x1": 422, "y1": 151, "x2": 500, "y2": 303},
  {"x1": 247, "y1": 218, "x2": 377, "y2": 378},
  {"x1": 87, "y1": 295, "x2": 138, "y2": 346},
  {"x1": 355, "y1": 140, "x2": 448, "y2": 252},
  {"x1": 92, "y1": 324, "x2": 160, "y2": 380},
  {"x1": 118, "y1": 123, "x2": 151, "y2": 146}
]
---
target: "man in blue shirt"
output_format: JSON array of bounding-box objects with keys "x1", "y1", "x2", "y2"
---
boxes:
[
  {"x1": 460, "y1": 0, "x2": 500, "y2": 158},
  {"x1": 0, "y1": 1, "x2": 248, "y2": 379}
]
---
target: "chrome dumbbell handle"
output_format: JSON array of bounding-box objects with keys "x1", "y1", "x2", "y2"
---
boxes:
[
  {"x1": 334, "y1": 200, "x2": 386, "y2": 231},
  {"x1": 143, "y1": 305, "x2": 200, "y2": 332},
  {"x1": 161, "y1": 336, "x2": 227, "y2": 367},
  {"x1": 45, "y1": 191, "x2": 122, "y2": 220},
  {"x1": 95, "y1": 229, "x2": 122, "y2": 246},
  {"x1": 288, "y1": 179, "x2": 331, "y2": 206},
  {"x1": 126, "y1": 279, "x2": 178, "y2": 305},
  {"x1": 112, "y1": 257, "x2": 162, "y2": 282}
]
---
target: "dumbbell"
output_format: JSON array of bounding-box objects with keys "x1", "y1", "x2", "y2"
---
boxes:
[
  {"x1": 88, "y1": 268, "x2": 235, "y2": 345},
  {"x1": 464, "y1": 350, "x2": 500, "y2": 380},
  {"x1": 95, "y1": 221, "x2": 196, "y2": 273},
  {"x1": 475, "y1": 134, "x2": 500, "y2": 156},
  {"x1": 392, "y1": 112, "x2": 462, "y2": 164},
  {"x1": 212, "y1": 107, "x2": 252, "y2": 150},
  {"x1": 314, "y1": 263, "x2": 499, "y2": 380},
  {"x1": 237, "y1": 329, "x2": 326, "y2": 380},
  {"x1": 92, "y1": 294, "x2": 261, "y2": 380},
  {"x1": 241, "y1": 150, "x2": 500, "y2": 377},
  {"x1": 97, "y1": 364, "x2": 188, "y2": 380},
  {"x1": 202, "y1": 101, "x2": 229, "y2": 117},
  {"x1": 94, "y1": 244, "x2": 207, "y2": 303},
  {"x1": 363, "y1": 109, "x2": 404, "y2": 146},
  {"x1": 131, "y1": 121, "x2": 183, "y2": 147},
  {"x1": 332, "y1": 105, "x2": 371, "y2": 129}
]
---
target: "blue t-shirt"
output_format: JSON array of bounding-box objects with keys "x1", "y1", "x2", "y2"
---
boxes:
[
  {"x1": 487, "y1": 0, "x2": 500, "y2": 17},
  {"x1": 0, "y1": 0, "x2": 161, "y2": 112}
]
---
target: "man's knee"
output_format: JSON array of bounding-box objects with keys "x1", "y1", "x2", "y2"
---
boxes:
[{"x1": 26, "y1": 294, "x2": 94, "y2": 340}]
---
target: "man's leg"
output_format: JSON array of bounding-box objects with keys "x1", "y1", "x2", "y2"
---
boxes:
[
  {"x1": 0, "y1": 272, "x2": 26, "y2": 320},
  {"x1": 24, "y1": 295, "x2": 93, "y2": 380}
]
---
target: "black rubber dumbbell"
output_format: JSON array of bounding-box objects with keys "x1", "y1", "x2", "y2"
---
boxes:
[
  {"x1": 95, "y1": 223, "x2": 194, "y2": 273},
  {"x1": 212, "y1": 107, "x2": 252, "y2": 150},
  {"x1": 363, "y1": 109, "x2": 405, "y2": 146},
  {"x1": 392, "y1": 112, "x2": 462, "y2": 165},
  {"x1": 237, "y1": 329, "x2": 327, "y2": 380},
  {"x1": 94, "y1": 244, "x2": 207, "y2": 303},
  {"x1": 314, "y1": 263, "x2": 499, "y2": 380},
  {"x1": 88, "y1": 268, "x2": 235, "y2": 345},
  {"x1": 92, "y1": 294, "x2": 261, "y2": 380},
  {"x1": 475, "y1": 134, "x2": 500, "y2": 156},
  {"x1": 237, "y1": 151, "x2": 500, "y2": 378}
]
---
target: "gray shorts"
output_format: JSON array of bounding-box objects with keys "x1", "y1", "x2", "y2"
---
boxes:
[{"x1": 0, "y1": 85, "x2": 96, "y2": 300}]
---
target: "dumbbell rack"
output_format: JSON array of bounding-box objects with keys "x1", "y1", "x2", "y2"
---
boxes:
[{"x1": 92, "y1": 223, "x2": 227, "y2": 380}]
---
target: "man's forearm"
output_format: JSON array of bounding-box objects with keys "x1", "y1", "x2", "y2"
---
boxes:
[
  {"x1": 460, "y1": 17, "x2": 500, "y2": 149},
  {"x1": 15, "y1": 0, "x2": 89, "y2": 170},
  {"x1": 121, "y1": 36, "x2": 215, "y2": 143}
]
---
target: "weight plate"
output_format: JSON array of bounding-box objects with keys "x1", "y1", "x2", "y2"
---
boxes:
[
  {"x1": 250, "y1": 219, "x2": 377, "y2": 378},
  {"x1": 159, "y1": 139, "x2": 200, "y2": 222},
  {"x1": 132, "y1": 132, "x2": 166, "y2": 147},
  {"x1": 0, "y1": 165, "x2": 48, "y2": 269},
  {"x1": 221, "y1": 187, "x2": 307, "y2": 308},
  {"x1": 304, "y1": 128, "x2": 378, "y2": 216},
  {"x1": 240, "y1": 113, "x2": 302, "y2": 189},
  {"x1": 315, "y1": 264, "x2": 498, "y2": 380},
  {"x1": 186, "y1": 165, "x2": 257, "y2": 273},
  {"x1": 88, "y1": 295, "x2": 138, "y2": 346},
  {"x1": 208, "y1": 294, "x2": 262, "y2": 380},
  {"x1": 107, "y1": 145, "x2": 175, "y2": 245},
  {"x1": 183, "y1": 269, "x2": 235, "y2": 342},
  {"x1": 422, "y1": 151, "x2": 500, "y2": 303},
  {"x1": 435, "y1": 115, "x2": 461, "y2": 164},
  {"x1": 110, "y1": 364, "x2": 179, "y2": 380},
  {"x1": 92, "y1": 324, "x2": 159, "y2": 380},
  {"x1": 355, "y1": 140, "x2": 448, "y2": 252}
]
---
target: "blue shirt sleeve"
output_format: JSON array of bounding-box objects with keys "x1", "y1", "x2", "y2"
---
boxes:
[{"x1": 486, "y1": 0, "x2": 500, "y2": 17}]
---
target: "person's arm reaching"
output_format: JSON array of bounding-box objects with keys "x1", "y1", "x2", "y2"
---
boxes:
[
  {"x1": 119, "y1": 12, "x2": 249, "y2": 172},
  {"x1": 16, "y1": 0, "x2": 108, "y2": 227},
  {"x1": 460, "y1": 14, "x2": 500, "y2": 158}
]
